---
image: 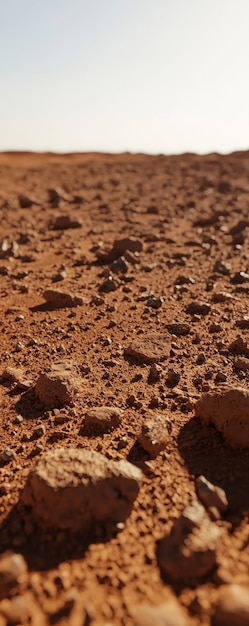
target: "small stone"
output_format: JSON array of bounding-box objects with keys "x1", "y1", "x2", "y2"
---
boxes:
[
  {"x1": 231, "y1": 271, "x2": 249, "y2": 284},
  {"x1": 35, "y1": 360, "x2": 79, "y2": 408},
  {"x1": 165, "y1": 369, "x2": 180, "y2": 388},
  {"x1": 195, "y1": 386, "x2": 249, "y2": 448},
  {"x1": 148, "y1": 363, "x2": 162, "y2": 383},
  {"x1": 48, "y1": 187, "x2": 70, "y2": 206},
  {"x1": 99, "y1": 276, "x2": 119, "y2": 292},
  {"x1": 157, "y1": 510, "x2": 220, "y2": 582},
  {"x1": 213, "y1": 260, "x2": 231, "y2": 275},
  {"x1": 84, "y1": 407, "x2": 123, "y2": 432},
  {"x1": 236, "y1": 317, "x2": 249, "y2": 329},
  {"x1": 43, "y1": 289, "x2": 84, "y2": 308},
  {"x1": 212, "y1": 584, "x2": 249, "y2": 626},
  {"x1": 186, "y1": 301, "x2": 211, "y2": 316},
  {"x1": 18, "y1": 194, "x2": 39, "y2": 208},
  {"x1": 147, "y1": 296, "x2": 163, "y2": 309},
  {"x1": 0, "y1": 595, "x2": 29, "y2": 624},
  {"x1": 52, "y1": 215, "x2": 82, "y2": 230},
  {"x1": 0, "y1": 552, "x2": 28, "y2": 600},
  {"x1": 166, "y1": 323, "x2": 190, "y2": 336},
  {"x1": 22, "y1": 448, "x2": 142, "y2": 532},
  {"x1": 196, "y1": 475, "x2": 228, "y2": 513},
  {"x1": 131, "y1": 598, "x2": 188, "y2": 626},
  {"x1": 33, "y1": 425, "x2": 46, "y2": 439},
  {"x1": 234, "y1": 357, "x2": 249, "y2": 371},
  {"x1": 125, "y1": 334, "x2": 170, "y2": 364},
  {"x1": 215, "y1": 371, "x2": 227, "y2": 382},
  {"x1": 110, "y1": 256, "x2": 128, "y2": 274},
  {"x1": 0, "y1": 367, "x2": 33, "y2": 390},
  {"x1": 0, "y1": 449, "x2": 16, "y2": 464},
  {"x1": 139, "y1": 413, "x2": 172, "y2": 458},
  {"x1": 209, "y1": 323, "x2": 222, "y2": 334},
  {"x1": 212, "y1": 291, "x2": 235, "y2": 303},
  {"x1": 112, "y1": 237, "x2": 143, "y2": 255}
]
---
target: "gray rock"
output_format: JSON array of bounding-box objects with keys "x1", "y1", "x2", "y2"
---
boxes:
[{"x1": 22, "y1": 448, "x2": 142, "y2": 533}]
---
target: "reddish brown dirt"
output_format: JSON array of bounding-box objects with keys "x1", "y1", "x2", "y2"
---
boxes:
[{"x1": 0, "y1": 151, "x2": 249, "y2": 625}]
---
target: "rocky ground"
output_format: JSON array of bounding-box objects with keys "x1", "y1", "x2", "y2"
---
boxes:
[{"x1": 0, "y1": 150, "x2": 248, "y2": 625}]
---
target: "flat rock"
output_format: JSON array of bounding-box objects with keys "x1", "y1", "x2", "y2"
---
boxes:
[
  {"x1": 196, "y1": 475, "x2": 228, "y2": 513},
  {"x1": 35, "y1": 360, "x2": 79, "y2": 407},
  {"x1": 131, "y1": 599, "x2": 188, "y2": 626},
  {"x1": 125, "y1": 334, "x2": 170, "y2": 364},
  {"x1": 186, "y1": 301, "x2": 211, "y2": 316},
  {"x1": 166, "y1": 323, "x2": 191, "y2": 336},
  {"x1": 43, "y1": 289, "x2": 84, "y2": 308},
  {"x1": 113, "y1": 237, "x2": 143, "y2": 254},
  {"x1": 195, "y1": 387, "x2": 249, "y2": 448},
  {"x1": 139, "y1": 413, "x2": 172, "y2": 457},
  {"x1": 0, "y1": 552, "x2": 28, "y2": 600},
  {"x1": 157, "y1": 509, "x2": 220, "y2": 582},
  {"x1": 22, "y1": 448, "x2": 142, "y2": 532},
  {"x1": 212, "y1": 584, "x2": 249, "y2": 626},
  {"x1": 84, "y1": 406, "x2": 123, "y2": 432}
]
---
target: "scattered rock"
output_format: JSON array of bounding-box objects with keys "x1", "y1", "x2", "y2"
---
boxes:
[
  {"x1": 99, "y1": 276, "x2": 119, "y2": 292},
  {"x1": 43, "y1": 289, "x2": 84, "y2": 308},
  {"x1": 18, "y1": 194, "x2": 40, "y2": 208},
  {"x1": 234, "y1": 356, "x2": 249, "y2": 371},
  {"x1": 22, "y1": 448, "x2": 142, "y2": 532},
  {"x1": 84, "y1": 406, "x2": 123, "y2": 432},
  {"x1": 0, "y1": 552, "x2": 28, "y2": 600},
  {"x1": 146, "y1": 296, "x2": 164, "y2": 309},
  {"x1": 0, "y1": 595, "x2": 29, "y2": 624},
  {"x1": 0, "y1": 449, "x2": 16, "y2": 464},
  {"x1": 35, "y1": 360, "x2": 79, "y2": 408},
  {"x1": 125, "y1": 334, "x2": 170, "y2": 364},
  {"x1": 139, "y1": 413, "x2": 172, "y2": 457},
  {"x1": 52, "y1": 215, "x2": 82, "y2": 230},
  {"x1": 231, "y1": 271, "x2": 249, "y2": 284},
  {"x1": 48, "y1": 187, "x2": 70, "y2": 206},
  {"x1": 212, "y1": 584, "x2": 249, "y2": 626},
  {"x1": 157, "y1": 506, "x2": 220, "y2": 582},
  {"x1": 213, "y1": 260, "x2": 231, "y2": 276},
  {"x1": 195, "y1": 387, "x2": 249, "y2": 448},
  {"x1": 165, "y1": 369, "x2": 180, "y2": 388},
  {"x1": 131, "y1": 598, "x2": 188, "y2": 626},
  {"x1": 212, "y1": 291, "x2": 235, "y2": 303},
  {"x1": 148, "y1": 363, "x2": 162, "y2": 383},
  {"x1": 236, "y1": 317, "x2": 249, "y2": 329},
  {"x1": 196, "y1": 475, "x2": 228, "y2": 513},
  {"x1": 110, "y1": 256, "x2": 129, "y2": 274}
]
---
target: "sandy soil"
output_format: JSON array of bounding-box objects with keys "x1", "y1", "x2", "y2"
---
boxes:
[{"x1": 0, "y1": 151, "x2": 248, "y2": 625}]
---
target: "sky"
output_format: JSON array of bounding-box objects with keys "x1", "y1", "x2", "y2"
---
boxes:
[{"x1": 1, "y1": 0, "x2": 249, "y2": 154}]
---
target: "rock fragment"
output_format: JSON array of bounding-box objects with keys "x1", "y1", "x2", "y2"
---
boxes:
[
  {"x1": 166, "y1": 323, "x2": 190, "y2": 336},
  {"x1": 84, "y1": 406, "x2": 123, "y2": 432},
  {"x1": 195, "y1": 387, "x2": 249, "y2": 448},
  {"x1": 48, "y1": 187, "x2": 70, "y2": 206},
  {"x1": 113, "y1": 237, "x2": 143, "y2": 255},
  {"x1": 35, "y1": 360, "x2": 79, "y2": 408},
  {"x1": 139, "y1": 413, "x2": 172, "y2": 457},
  {"x1": 125, "y1": 334, "x2": 170, "y2": 364},
  {"x1": 234, "y1": 356, "x2": 249, "y2": 371},
  {"x1": 52, "y1": 215, "x2": 82, "y2": 230},
  {"x1": 22, "y1": 448, "x2": 142, "y2": 532},
  {"x1": 0, "y1": 552, "x2": 28, "y2": 600},
  {"x1": 212, "y1": 584, "x2": 249, "y2": 626},
  {"x1": 131, "y1": 598, "x2": 188, "y2": 626},
  {"x1": 157, "y1": 506, "x2": 220, "y2": 582},
  {"x1": 186, "y1": 301, "x2": 211, "y2": 316},
  {"x1": 195, "y1": 475, "x2": 228, "y2": 513},
  {"x1": 43, "y1": 289, "x2": 84, "y2": 308},
  {"x1": 0, "y1": 367, "x2": 33, "y2": 390}
]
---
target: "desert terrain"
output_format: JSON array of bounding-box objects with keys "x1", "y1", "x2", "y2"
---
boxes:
[{"x1": 0, "y1": 150, "x2": 248, "y2": 625}]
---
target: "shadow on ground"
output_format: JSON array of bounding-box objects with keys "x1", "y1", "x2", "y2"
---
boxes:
[{"x1": 177, "y1": 416, "x2": 249, "y2": 516}]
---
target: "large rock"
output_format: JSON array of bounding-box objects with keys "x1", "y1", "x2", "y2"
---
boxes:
[
  {"x1": 212, "y1": 584, "x2": 249, "y2": 626},
  {"x1": 22, "y1": 448, "x2": 142, "y2": 532},
  {"x1": 125, "y1": 334, "x2": 170, "y2": 364},
  {"x1": 195, "y1": 387, "x2": 249, "y2": 448},
  {"x1": 35, "y1": 360, "x2": 79, "y2": 408}
]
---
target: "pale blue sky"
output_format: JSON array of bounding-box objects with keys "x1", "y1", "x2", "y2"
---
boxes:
[{"x1": 1, "y1": 0, "x2": 248, "y2": 153}]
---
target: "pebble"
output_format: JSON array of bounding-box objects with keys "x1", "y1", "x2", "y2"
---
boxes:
[
  {"x1": 146, "y1": 296, "x2": 164, "y2": 309},
  {"x1": 84, "y1": 406, "x2": 123, "y2": 432},
  {"x1": 157, "y1": 507, "x2": 220, "y2": 582},
  {"x1": 213, "y1": 260, "x2": 231, "y2": 275},
  {"x1": 212, "y1": 584, "x2": 249, "y2": 626},
  {"x1": 195, "y1": 475, "x2": 228, "y2": 513},
  {"x1": 0, "y1": 595, "x2": 29, "y2": 624},
  {"x1": 186, "y1": 301, "x2": 211, "y2": 316},
  {"x1": 0, "y1": 449, "x2": 16, "y2": 464},
  {"x1": 131, "y1": 598, "x2": 188, "y2": 626},
  {"x1": 0, "y1": 367, "x2": 33, "y2": 390},
  {"x1": 139, "y1": 413, "x2": 172, "y2": 458},
  {"x1": 165, "y1": 369, "x2": 180, "y2": 388},
  {"x1": 125, "y1": 334, "x2": 170, "y2": 364},
  {"x1": 22, "y1": 448, "x2": 142, "y2": 532},
  {"x1": 48, "y1": 187, "x2": 70, "y2": 205},
  {"x1": 0, "y1": 552, "x2": 28, "y2": 600},
  {"x1": 35, "y1": 360, "x2": 79, "y2": 408},
  {"x1": 166, "y1": 323, "x2": 190, "y2": 336},
  {"x1": 112, "y1": 237, "x2": 143, "y2": 255},
  {"x1": 99, "y1": 276, "x2": 119, "y2": 292},
  {"x1": 43, "y1": 289, "x2": 84, "y2": 308},
  {"x1": 195, "y1": 386, "x2": 249, "y2": 448},
  {"x1": 234, "y1": 357, "x2": 249, "y2": 371},
  {"x1": 52, "y1": 215, "x2": 82, "y2": 230},
  {"x1": 148, "y1": 363, "x2": 162, "y2": 382},
  {"x1": 212, "y1": 291, "x2": 235, "y2": 303}
]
